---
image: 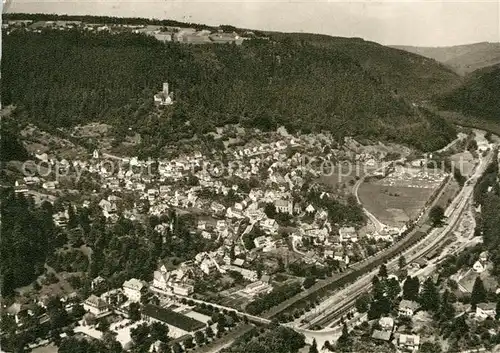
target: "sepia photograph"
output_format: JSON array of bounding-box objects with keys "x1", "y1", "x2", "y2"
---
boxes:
[{"x1": 1, "y1": 1, "x2": 499, "y2": 352}]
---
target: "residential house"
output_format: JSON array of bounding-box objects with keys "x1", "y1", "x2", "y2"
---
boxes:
[
  {"x1": 241, "y1": 281, "x2": 272, "y2": 296},
  {"x1": 397, "y1": 334, "x2": 420, "y2": 351},
  {"x1": 123, "y1": 278, "x2": 147, "y2": 303},
  {"x1": 42, "y1": 181, "x2": 59, "y2": 190},
  {"x1": 275, "y1": 199, "x2": 293, "y2": 215},
  {"x1": 371, "y1": 330, "x2": 391, "y2": 342},
  {"x1": 153, "y1": 270, "x2": 169, "y2": 291},
  {"x1": 379, "y1": 317, "x2": 394, "y2": 332},
  {"x1": 339, "y1": 227, "x2": 358, "y2": 242},
  {"x1": 91, "y1": 276, "x2": 106, "y2": 291},
  {"x1": 83, "y1": 295, "x2": 111, "y2": 318},
  {"x1": 216, "y1": 220, "x2": 227, "y2": 233},
  {"x1": 254, "y1": 236, "x2": 272, "y2": 249},
  {"x1": 14, "y1": 180, "x2": 29, "y2": 194},
  {"x1": 473, "y1": 260, "x2": 486, "y2": 273},
  {"x1": 53, "y1": 210, "x2": 69, "y2": 228},
  {"x1": 399, "y1": 300, "x2": 419, "y2": 317},
  {"x1": 209, "y1": 32, "x2": 243, "y2": 45},
  {"x1": 260, "y1": 218, "x2": 279, "y2": 234},
  {"x1": 305, "y1": 204, "x2": 315, "y2": 214},
  {"x1": 197, "y1": 220, "x2": 207, "y2": 230},
  {"x1": 475, "y1": 302, "x2": 497, "y2": 320},
  {"x1": 200, "y1": 258, "x2": 217, "y2": 275},
  {"x1": 171, "y1": 282, "x2": 194, "y2": 296},
  {"x1": 154, "y1": 32, "x2": 173, "y2": 42}
]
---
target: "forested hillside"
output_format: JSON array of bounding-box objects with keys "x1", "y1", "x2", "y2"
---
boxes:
[
  {"x1": 435, "y1": 64, "x2": 500, "y2": 124},
  {"x1": 2, "y1": 30, "x2": 458, "y2": 153}
]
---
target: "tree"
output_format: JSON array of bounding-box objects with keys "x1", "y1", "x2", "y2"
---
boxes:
[
  {"x1": 398, "y1": 255, "x2": 406, "y2": 269},
  {"x1": 128, "y1": 302, "x2": 141, "y2": 321},
  {"x1": 438, "y1": 289, "x2": 456, "y2": 322},
  {"x1": 378, "y1": 264, "x2": 388, "y2": 278},
  {"x1": 194, "y1": 330, "x2": 206, "y2": 346},
  {"x1": 471, "y1": 277, "x2": 487, "y2": 308},
  {"x1": 205, "y1": 326, "x2": 214, "y2": 339},
  {"x1": 183, "y1": 336, "x2": 195, "y2": 349},
  {"x1": 303, "y1": 276, "x2": 316, "y2": 289},
  {"x1": 420, "y1": 342, "x2": 442, "y2": 353},
  {"x1": 150, "y1": 321, "x2": 169, "y2": 343},
  {"x1": 355, "y1": 294, "x2": 370, "y2": 313},
  {"x1": 429, "y1": 206, "x2": 445, "y2": 226},
  {"x1": 172, "y1": 342, "x2": 183, "y2": 353},
  {"x1": 386, "y1": 277, "x2": 401, "y2": 301},
  {"x1": 420, "y1": 278, "x2": 440, "y2": 312},
  {"x1": 336, "y1": 323, "x2": 351, "y2": 350},
  {"x1": 103, "y1": 332, "x2": 123, "y2": 353},
  {"x1": 309, "y1": 338, "x2": 319, "y2": 353},
  {"x1": 96, "y1": 318, "x2": 110, "y2": 332},
  {"x1": 403, "y1": 276, "x2": 420, "y2": 301},
  {"x1": 264, "y1": 203, "x2": 277, "y2": 219},
  {"x1": 130, "y1": 323, "x2": 149, "y2": 346}
]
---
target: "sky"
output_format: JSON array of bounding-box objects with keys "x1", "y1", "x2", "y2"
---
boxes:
[{"x1": 3, "y1": 0, "x2": 500, "y2": 46}]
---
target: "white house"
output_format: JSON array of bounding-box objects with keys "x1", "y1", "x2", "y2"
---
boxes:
[{"x1": 123, "y1": 278, "x2": 147, "y2": 303}]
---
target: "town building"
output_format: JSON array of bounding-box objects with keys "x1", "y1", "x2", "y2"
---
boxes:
[
  {"x1": 83, "y1": 295, "x2": 111, "y2": 318},
  {"x1": 274, "y1": 199, "x2": 293, "y2": 215},
  {"x1": 123, "y1": 278, "x2": 147, "y2": 302}
]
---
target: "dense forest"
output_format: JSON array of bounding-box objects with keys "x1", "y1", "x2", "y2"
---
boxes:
[
  {"x1": 2, "y1": 29, "x2": 458, "y2": 152},
  {"x1": 222, "y1": 325, "x2": 305, "y2": 353},
  {"x1": 0, "y1": 190, "x2": 57, "y2": 295},
  {"x1": 436, "y1": 64, "x2": 500, "y2": 123}
]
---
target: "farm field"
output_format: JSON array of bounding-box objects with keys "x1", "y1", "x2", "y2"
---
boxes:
[{"x1": 358, "y1": 183, "x2": 436, "y2": 227}]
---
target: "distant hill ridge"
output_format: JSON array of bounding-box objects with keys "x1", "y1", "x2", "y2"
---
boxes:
[
  {"x1": 392, "y1": 42, "x2": 500, "y2": 75},
  {"x1": 2, "y1": 13, "x2": 463, "y2": 152}
]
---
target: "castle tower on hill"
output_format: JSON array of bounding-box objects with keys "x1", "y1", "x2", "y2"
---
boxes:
[{"x1": 153, "y1": 82, "x2": 174, "y2": 106}]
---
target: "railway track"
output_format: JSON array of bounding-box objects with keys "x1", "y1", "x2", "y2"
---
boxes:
[
  {"x1": 308, "y1": 197, "x2": 470, "y2": 329},
  {"x1": 304, "y1": 147, "x2": 495, "y2": 329}
]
